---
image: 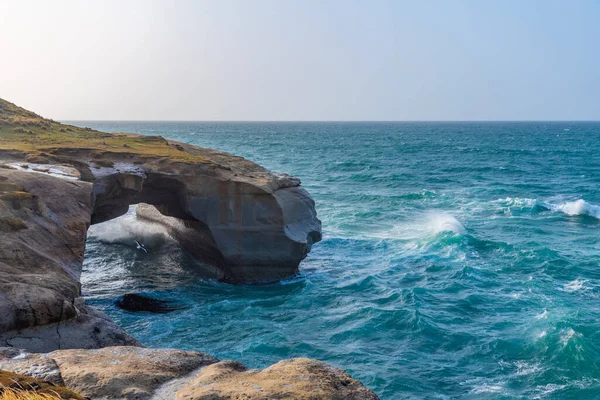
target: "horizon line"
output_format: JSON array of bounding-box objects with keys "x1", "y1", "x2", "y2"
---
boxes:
[{"x1": 61, "y1": 119, "x2": 600, "y2": 123}]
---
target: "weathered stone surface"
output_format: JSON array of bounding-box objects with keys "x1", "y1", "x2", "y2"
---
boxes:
[
  {"x1": 51, "y1": 347, "x2": 218, "y2": 399},
  {"x1": 0, "y1": 170, "x2": 140, "y2": 351},
  {"x1": 177, "y1": 358, "x2": 380, "y2": 400},
  {"x1": 0, "y1": 100, "x2": 377, "y2": 399},
  {"x1": 0, "y1": 349, "x2": 379, "y2": 400},
  {"x1": 0, "y1": 346, "x2": 218, "y2": 399},
  {"x1": 0, "y1": 130, "x2": 320, "y2": 351}
]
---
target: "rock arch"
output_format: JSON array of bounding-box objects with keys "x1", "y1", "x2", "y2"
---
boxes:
[{"x1": 0, "y1": 142, "x2": 321, "y2": 352}]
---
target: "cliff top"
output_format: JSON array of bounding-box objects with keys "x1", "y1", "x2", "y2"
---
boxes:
[{"x1": 0, "y1": 98, "x2": 284, "y2": 187}]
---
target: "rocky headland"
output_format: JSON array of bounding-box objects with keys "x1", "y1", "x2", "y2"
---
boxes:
[{"x1": 0, "y1": 99, "x2": 378, "y2": 399}]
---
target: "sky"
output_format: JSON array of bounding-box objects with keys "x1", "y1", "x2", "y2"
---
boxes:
[{"x1": 0, "y1": 0, "x2": 599, "y2": 121}]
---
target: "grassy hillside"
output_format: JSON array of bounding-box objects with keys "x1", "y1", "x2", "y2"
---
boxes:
[{"x1": 0, "y1": 98, "x2": 207, "y2": 164}]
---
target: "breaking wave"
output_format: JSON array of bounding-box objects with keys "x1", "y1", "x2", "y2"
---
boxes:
[
  {"x1": 497, "y1": 197, "x2": 600, "y2": 219},
  {"x1": 87, "y1": 206, "x2": 170, "y2": 248},
  {"x1": 425, "y1": 212, "x2": 466, "y2": 234}
]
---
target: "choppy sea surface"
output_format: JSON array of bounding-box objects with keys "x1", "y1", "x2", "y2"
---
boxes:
[{"x1": 72, "y1": 121, "x2": 600, "y2": 399}]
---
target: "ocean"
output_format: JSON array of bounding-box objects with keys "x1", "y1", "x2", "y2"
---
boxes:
[{"x1": 74, "y1": 121, "x2": 600, "y2": 399}]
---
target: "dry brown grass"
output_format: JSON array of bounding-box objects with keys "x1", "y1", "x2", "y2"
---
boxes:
[
  {"x1": 0, "y1": 388, "x2": 62, "y2": 400},
  {"x1": 0, "y1": 370, "x2": 84, "y2": 399}
]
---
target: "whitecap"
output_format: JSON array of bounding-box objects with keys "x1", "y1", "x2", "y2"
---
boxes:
[
  {"x1": 470, "y1": 384, "x2": 505, "y2": 394},
  {"x1": 426, "y1": 212, "x2": 466, "y2": 235},
  {"x1": 513, "y1": 361, "x2": 542, "y2": 376},
  {"x1": 560, "y1": 328, "x2": 578, "y2": 346},
  {"x1": 562, "y1": 279, "x2": 586, "y2": 292},
  {"x1": 537, "y1": 330, "x2": 547, "y2": 339},
  {"x1": 555, "y1": 199, "x2": 600, "y2": 219},
  {"x1": 535, "y1": 309, "x2": 549, "y2": 319},
  {"x1": 495, "y1": 197, "x2": 538, "y2": 209}
]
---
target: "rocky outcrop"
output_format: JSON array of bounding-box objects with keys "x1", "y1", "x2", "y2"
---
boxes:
[
  {"x1": 177, "y1": 358, "x2": 380, "y2": 400},
  {"x1": 88, "y1": 149, "x2": 322, "y2": 283},
  {"x1": 0, "y1": 347, "x2": 379, "y2": 400},
  {"x1": 0, "y1": 169, "x2": 140, "y2": 351},
  {"x1": 0, "y1": 346, "x2": 217, "y2": 399},
  {"x1": 0, "y1": 134, "x2": 320, "y2": 350}
]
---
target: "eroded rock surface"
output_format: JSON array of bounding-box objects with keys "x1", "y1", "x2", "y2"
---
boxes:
[
  {"x1": 0, "y1": 130, "x2": 320, "y2": 350},
  {"x1": 0, "y1": 348, "x2": 379, "y2": 400},
  {"x1": 0, "y1": 346, "x2": 218, "y2": 399},
  {"x1": 0, "y1": 169, "x2": 140, "y2": 351},
  {"x1": 177, "y1": 358, "x2": 379, "y2": 400},
  {"x1": 0, "y1": 99, "x2": 377, "y2": 399}
]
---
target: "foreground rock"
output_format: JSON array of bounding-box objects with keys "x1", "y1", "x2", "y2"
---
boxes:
[
  {"x1": 0, "y1": 347, "x2": 379, "y2": 400},
  {"x1": 178, "y1": 358, "x2": 380, "y2": 400}
]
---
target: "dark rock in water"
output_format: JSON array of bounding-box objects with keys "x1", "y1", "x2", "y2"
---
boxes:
[{"x1": 116, "y1": 293, "x2": 185, "y2": 313}]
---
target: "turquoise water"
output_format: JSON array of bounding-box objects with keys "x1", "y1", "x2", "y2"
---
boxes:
[{"x1": 76, "y1": 122, "x2": 600, "y2": 399}]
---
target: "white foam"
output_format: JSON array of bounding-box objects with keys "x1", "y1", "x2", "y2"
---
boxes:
[
  {"x1": 513, "y1": 361, "x2": 542, "y2": 376},
  {"x1": 367, "y1": 211, "x2": 465, "y2": 241},
  {"x1": 426, "y1": 212, "x2": 466, "y2": 235},
  {"x1": 87, "y1": 205, "x2": 170, "y2": 247},
  {"x1": 560, "y1": 328, "x2": 578, "y2": 346},
  {"x1": 555, "y1": 199, "x2": 600, "y2": 218},
  {"x1": 537, "y1": 330, "x2": 547, "y2": 339},
  {"x1": 562, "y1": 279, "x2": 586, "y2": 292},
  {"x1": 495, "y1": 197, "x2": 537, "y2": 209},
  {"x1": 536, "y1": 309, "x2": 549, "y2": 319},
  {"x1": 470, "y1": 384, "x2": 505, "y2": 394},
  {"x1": 496, "y1": 197, "x2": 600, "y2": 219}
]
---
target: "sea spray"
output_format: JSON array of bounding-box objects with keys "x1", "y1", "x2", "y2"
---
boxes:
[
  {"x1": 425, "y1": 211, "x2": 466, "y2": 235},
  {"x1": 87, "y1": 205, "x2": 170, "y2": 247}
]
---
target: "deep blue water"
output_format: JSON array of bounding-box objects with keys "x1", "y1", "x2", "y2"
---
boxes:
[{"x1": 73, "y1": 121, "x2": 600, "y2": 399}]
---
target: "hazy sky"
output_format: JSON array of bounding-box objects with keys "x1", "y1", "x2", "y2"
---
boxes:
[{"x1": 1, "y1": 1, "x2": 599, "y2": 121}]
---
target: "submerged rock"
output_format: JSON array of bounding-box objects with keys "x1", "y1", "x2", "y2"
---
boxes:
[{"x1": 116, "y1": 293, "x2": 185, "y2": 313}]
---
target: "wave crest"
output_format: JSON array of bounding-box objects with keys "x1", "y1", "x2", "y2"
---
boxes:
[
  {"x1": 497, "y1": 197, "x2": 600, "y2": 219},
  {"x1": 553, "y1": 199, "x2": 600, "y2": 218},
  {"x1": 426, "y1": 212, "x2": 466, "y2": 234}
]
